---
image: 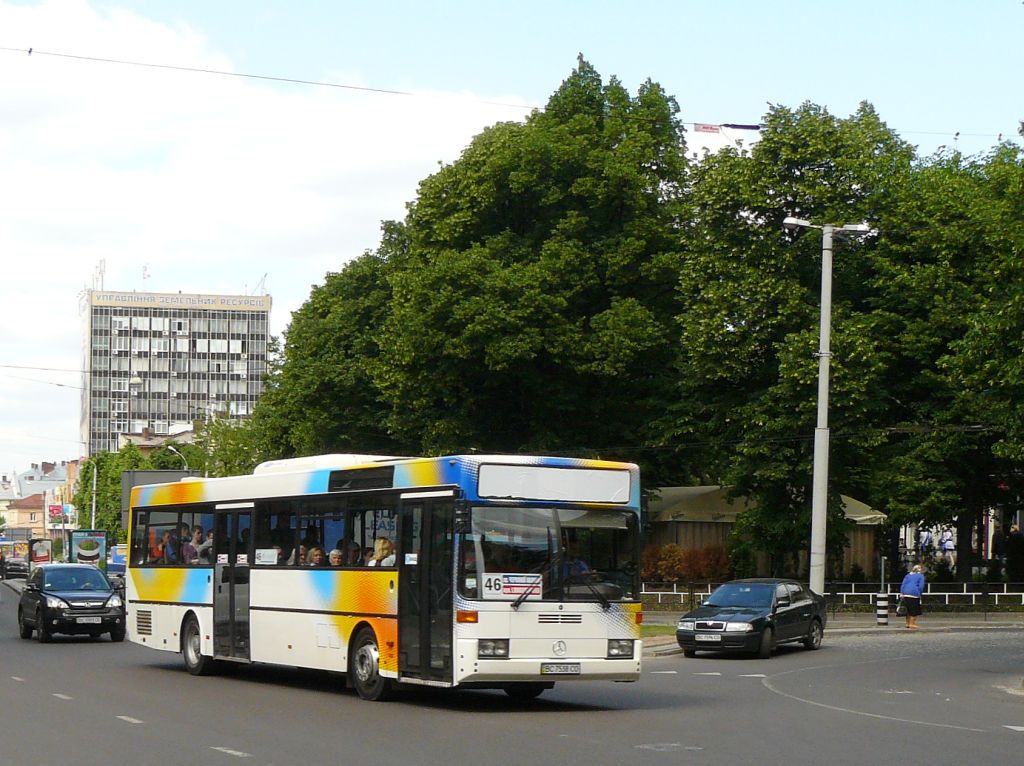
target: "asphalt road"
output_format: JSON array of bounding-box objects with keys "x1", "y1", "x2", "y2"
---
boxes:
[{"x1": 2, "y1": 584, "x2": 1021, "y2": 766}]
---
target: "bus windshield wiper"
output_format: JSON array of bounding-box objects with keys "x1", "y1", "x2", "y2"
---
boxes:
[
  {"x1": 511, "y1": 527, "x2": 558, "y2": 611},
  {"x1": 570, "y1": 571, "x2": 611, "y2": 610},
  {"x1": 511, "y1": 558, "x2": 548, "y2": 610}
]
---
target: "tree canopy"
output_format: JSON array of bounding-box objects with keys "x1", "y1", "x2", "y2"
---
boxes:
[{"x1": 243, "y1": 59, "x2": 1024, "y2": 579}]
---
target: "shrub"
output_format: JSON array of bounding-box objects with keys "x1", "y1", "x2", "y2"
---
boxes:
[
  {"x1": 848, "y1": 563, "x2": 866, "y2": 583},
  {"x1": 640, "y1": 543, "x2": 661, "y2": 581},
  {"x1": 929, "y1": 558, "x2": 954, "y2": 582},
  {"x1": 656, "y1": 544, "x2": 687, "y2": 582}
]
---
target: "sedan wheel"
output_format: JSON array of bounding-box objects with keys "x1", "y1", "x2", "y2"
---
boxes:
[
  {"x1": 803, "y1": 619, "x2": 823, "y2": 650},
  {"x1": 756, "y1": 626, "x2": 774, "y2": 659}
]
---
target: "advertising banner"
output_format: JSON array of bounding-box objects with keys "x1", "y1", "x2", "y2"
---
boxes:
[
  {"x1": 71, "y1": 530, "x2": 109, "y2": 571},
  {"x1": 29, "y1": 538, "x2": 53, "y2": 573}
]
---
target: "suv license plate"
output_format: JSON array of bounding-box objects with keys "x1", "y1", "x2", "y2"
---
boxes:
[
  {"x1": 695, "y1": 633, "x2": 721, "y2": 642},
  {"x1": 76, "y1": 617, "x2": 102, "y2": 624},
  {"x1": 541, "y1": 663, "x2": 581, "y2": 675}
]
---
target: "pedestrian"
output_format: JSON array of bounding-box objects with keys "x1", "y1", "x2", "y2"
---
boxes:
[
  {"x1": 899, "y1": 564, "x2": 926, "y2": 630},
  {"x1": 939, "y1": 528, "x2": 956, "y2": 568},
  {"x1": 918, "y1": 527, "x2": 933, "y2": 558}
]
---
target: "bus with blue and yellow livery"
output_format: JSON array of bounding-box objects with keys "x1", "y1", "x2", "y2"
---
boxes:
[{"x1": 126, "y1": 453, "x2": 642, "y2": 700}]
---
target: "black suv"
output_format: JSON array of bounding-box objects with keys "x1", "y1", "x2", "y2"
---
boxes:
[{"x1": 18, "y1": 563, "x2": 126, "y2": 643}]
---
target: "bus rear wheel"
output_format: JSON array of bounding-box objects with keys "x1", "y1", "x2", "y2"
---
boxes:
[
  {"x1": 349, "y1": 627, "x2": 391, "y2": 701},
  {"x1": 182, "y1": 616, "x2": 214, "y2": 676}
]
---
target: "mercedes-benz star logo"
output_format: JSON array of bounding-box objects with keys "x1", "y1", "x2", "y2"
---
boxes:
[{"x1": 552, "y1": 640, "x2": 567, "y2": 656}]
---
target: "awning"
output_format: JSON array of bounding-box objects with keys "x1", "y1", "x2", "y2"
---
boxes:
[{"x1": 649, "y1": 486, "x2": 885, "y2": 526}]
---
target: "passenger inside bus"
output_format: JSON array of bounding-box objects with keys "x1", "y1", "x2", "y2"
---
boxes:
[
  {"x1": 328, "y1": 549, "x2": 343, "y2": 566},
  {"x1": 367, "y1": 537, "x2": 395, "y2": 566},
  {"x1": 308, "y1": 546, "x2": 327, "y2": 567}
]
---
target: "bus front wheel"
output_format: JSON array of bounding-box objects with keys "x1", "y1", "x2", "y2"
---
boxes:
[
  {"x1": 349, "y1": 627, "x2": 392, "y2": 701},
  {"x1": 182, "y1": 616, "x2": 214, "y2": 676}
]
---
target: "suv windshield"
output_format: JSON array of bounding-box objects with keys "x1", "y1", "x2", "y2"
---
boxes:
[
  {"x1": 457, "y1": 506, "x2": 639, "y2": 602},
  {"x1": 45, "y1": 568, "x2": 111, "y2": 591}
]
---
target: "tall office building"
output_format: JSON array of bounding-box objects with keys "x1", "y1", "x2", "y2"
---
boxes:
[{"x1": 80, "y1": 290, "x2": 272, "y2": 456}]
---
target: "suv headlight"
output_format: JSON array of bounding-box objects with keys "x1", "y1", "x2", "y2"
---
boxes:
[
  {"x1": 46, "y1": 596, "x2": 70, "y2": 609},
  {"x1": 677, "y1": 620, "x2": 695, "y2": 631},
  {"x1": 725, "y1": 622, "x2": 754, "y2": 632},
  {"x1": 107, "y1": 595, "x2": 123, "y2": 608}
]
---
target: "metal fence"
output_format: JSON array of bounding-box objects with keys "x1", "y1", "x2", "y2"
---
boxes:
[{"x1": 641, "y1": 581, "x2": 1024, "y2": 610}]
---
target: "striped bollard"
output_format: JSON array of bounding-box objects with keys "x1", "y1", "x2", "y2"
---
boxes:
[{"x1": 876, "y1": 593, "x2": 889, "y2": 626}]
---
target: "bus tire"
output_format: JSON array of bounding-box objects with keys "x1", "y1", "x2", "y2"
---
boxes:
[
  {"x1": 504, "y1": 683, "x2": 549, "y2": 701},
  {"x1": 349, "y1": 627, "x2": 392, "y2": 701},
  {"x1": 182, "y1": 615, "x2": 214, "y2": 676}
]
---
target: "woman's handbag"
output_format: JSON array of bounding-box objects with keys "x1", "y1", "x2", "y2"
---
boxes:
[{"x1": 896, "y1": 599, "x2": 908, "y2": 617}]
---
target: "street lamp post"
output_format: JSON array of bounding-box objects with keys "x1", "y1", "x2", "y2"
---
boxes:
[
  {"x1": 783, "y1": 217, "x2": 870, "y2": 596},
  {"x1": 166, "y1": 444, "x2": 189, "y2": 471}
]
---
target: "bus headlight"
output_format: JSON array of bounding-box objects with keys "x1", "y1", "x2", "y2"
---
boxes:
[
  {"x1": 607, "y1": 639, "x2": 634, "y2": 658},
  {"x1": 478, "y1": 639, "x2": 509, "y2": 658}
]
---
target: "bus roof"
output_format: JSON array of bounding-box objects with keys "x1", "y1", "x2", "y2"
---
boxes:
[{"x1": 130, "y1": 454, "x2": 640, "y2": 510}]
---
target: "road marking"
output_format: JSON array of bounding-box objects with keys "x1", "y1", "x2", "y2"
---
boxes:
[
  {"x1": 11, "y1": 677, "x2": 25, "y2": 682},
  {"x1": 739, "y1": 674, "x2": 767, "y2": 678},
  {"x1": 884, "y1": 689, "x2": 914, "y2": 694},
  {"x1": 635, "y1": 744, "x2": 704, "y2": 752},
  {"x1": 761, "y1": 658, "x2": 986, "y2": 732},
  {"x1": 1004, "y1": 726, "x2": 1024, "y2": 732},
  {"x1": 53, "y1": 694, "x2": 73, "y2": 700},
  {"x1": 693, "y1": 672, "x2": 721, "y2": 676},
  {"x1": 117, "y1": 716, "x2": 144, "y2": 724},
  {"x1": 650, "y1": 670, "x2": 678, "y2": 674},
  {"x1": 211, "y1": 747, "x2": 252, "y2": 758}
]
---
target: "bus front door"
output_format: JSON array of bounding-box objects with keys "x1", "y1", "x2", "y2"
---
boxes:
[
  {"x1": 398, "y1": 494, "x2": 454, "y2": 684},
  {"x1": 213, "y1": 509, "x2": 251, "y2": 660}
]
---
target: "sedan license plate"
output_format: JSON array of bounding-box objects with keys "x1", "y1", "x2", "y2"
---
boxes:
[
  {"x1": 76, "y1": 617, "x2": 102, "y2": 624},
  {"x1": 695, "y1": 633, "x2": 722, "y2": 642},
  {"x1": 541, "y1": 663, "x2": 581, "y2": 675}
]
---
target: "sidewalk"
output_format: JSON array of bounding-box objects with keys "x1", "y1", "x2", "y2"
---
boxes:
[{"x1": 642, "y1": 609, "x2": 1024, "y2": 655}]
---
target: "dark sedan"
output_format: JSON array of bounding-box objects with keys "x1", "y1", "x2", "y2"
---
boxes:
[
  {"x1": 18, "y1": 563, "x2": 125, "y2": 643},
  {"x1": 676, "y1": 578, "x2": 826, "y2": 658},
  {"x1": 2, "y1": 556, "x2": 29, "y2": 579}
]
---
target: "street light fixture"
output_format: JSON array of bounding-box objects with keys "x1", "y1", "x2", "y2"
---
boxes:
[
  {"x1": 783, "y1": 216, "x2": 872, "y2": 596},
  {"x1": 166, "y1": 444, "x2": 189, "y2": 471}
]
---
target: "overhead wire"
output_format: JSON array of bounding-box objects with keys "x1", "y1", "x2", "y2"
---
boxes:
[{"x1": 1, "y1": 46, "x2": 1011, "y2": 146}]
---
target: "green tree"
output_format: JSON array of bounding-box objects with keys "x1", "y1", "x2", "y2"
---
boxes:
[
  {"x1": 72, "y1": 445, "x2": 152, "y2": 543},
  {"x1": 371, "y1": 60, "x2": 687, "y2": 467},
  {"x1": 672, "y1": 102, "x2": 914, "y2": 572},
  {"x1": 253, "y1": 250, "x2": 407, "y2": 459}
]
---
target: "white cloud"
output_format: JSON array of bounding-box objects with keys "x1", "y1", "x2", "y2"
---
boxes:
[{"x1": 0, "y1": 0, "x2": 530, "y2": 472}]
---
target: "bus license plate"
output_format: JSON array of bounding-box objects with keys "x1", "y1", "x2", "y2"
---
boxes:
[
  {"x1": 76, "y1": 617, "x2": 102, "y2": 624},
  {"x1": 695, "y1": 633, "x2": 721, "y2": 642},
  {"x1": 541, "y1": 663, "x2": 581, "y2": 675}
]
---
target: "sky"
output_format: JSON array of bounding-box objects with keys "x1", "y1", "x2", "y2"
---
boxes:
[{"x1": 0, "y1": 0, "x2": 1021, "y2": 478}]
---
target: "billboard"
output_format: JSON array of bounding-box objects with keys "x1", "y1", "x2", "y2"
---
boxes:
[
  {"x1": 29, "y1": 538, "x2": 53, "y2": 573},
  {"x1": 71, "y1": 530, "x2": 109, "y2": 571}
]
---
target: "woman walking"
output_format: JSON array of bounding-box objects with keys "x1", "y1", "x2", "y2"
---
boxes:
[{"x1": 900, "y1": 564, "x2": 926, "y2": 630}]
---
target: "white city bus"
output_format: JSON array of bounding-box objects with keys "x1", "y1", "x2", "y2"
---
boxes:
[{"x1": 126, "y1": 453, "x2": 643, "y2": 700}]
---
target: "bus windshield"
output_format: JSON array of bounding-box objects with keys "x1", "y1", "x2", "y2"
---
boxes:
[{"x1": 458, "y1": 506, "x2": 639, "y2": 602}]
